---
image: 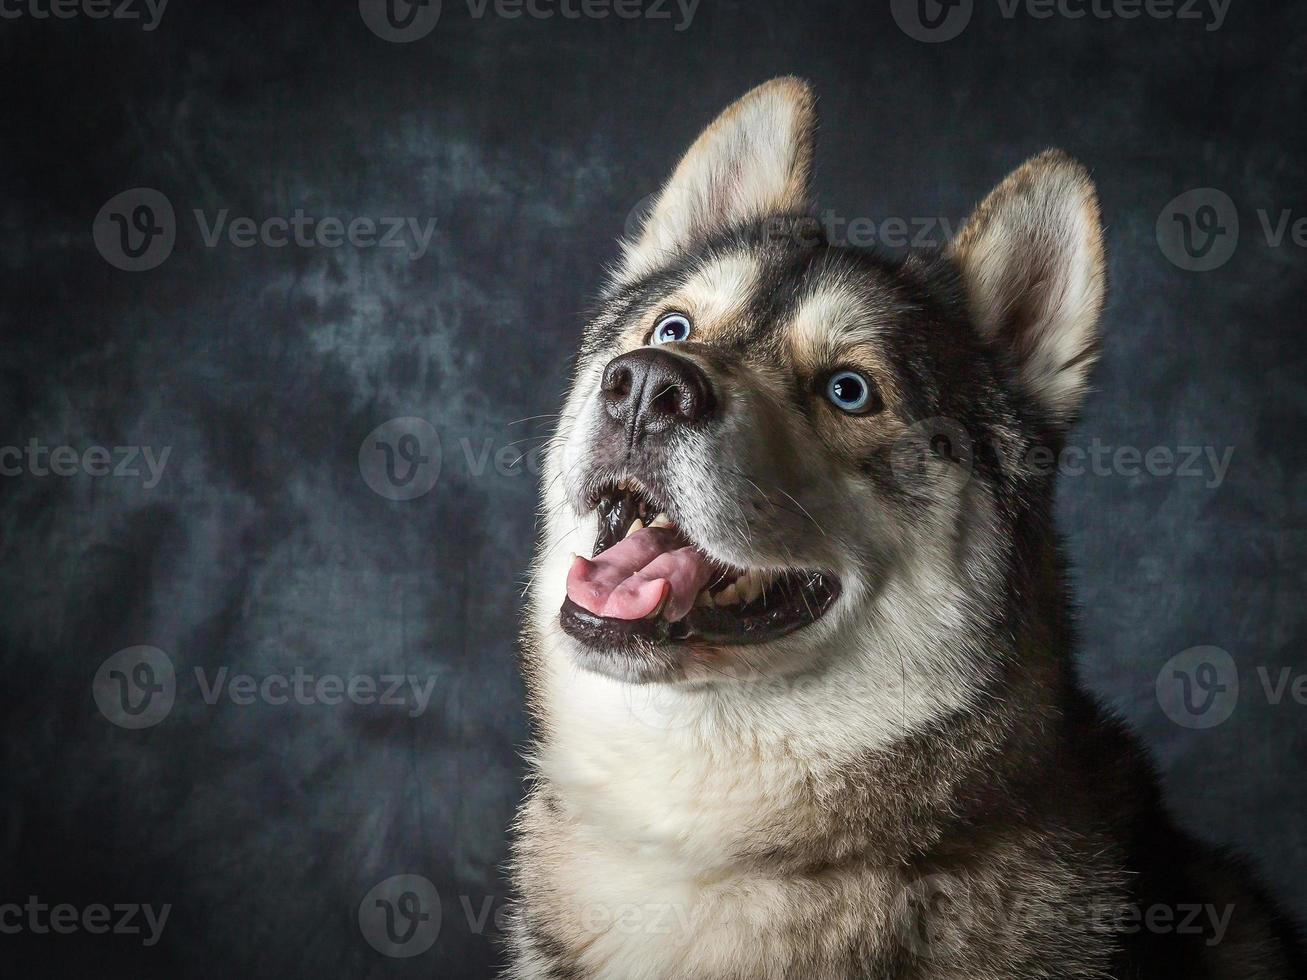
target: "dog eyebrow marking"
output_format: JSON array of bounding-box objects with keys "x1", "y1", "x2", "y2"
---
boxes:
[
  {"x1": 787, "y1": 279, "x2": 886, "y2": 369},
  {"x1": 663, "y1": 252, "x2": 763, "y2": 335}
]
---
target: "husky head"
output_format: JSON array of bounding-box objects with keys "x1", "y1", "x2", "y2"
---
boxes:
[{"x1": 529, "y1": 78, "x2": 1105, "y2": 716}]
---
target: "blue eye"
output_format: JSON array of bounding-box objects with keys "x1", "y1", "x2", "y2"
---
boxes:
[
  {"x1": 651, "y1": 314, "x2": 692, "y2": 345},
  {"x1": 825, "y1": 370, "x2": 875, "y2": 413}
]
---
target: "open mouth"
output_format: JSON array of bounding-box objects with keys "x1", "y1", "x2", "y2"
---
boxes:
[{"x1": 560, "y1": 478, "x2": 840, "y2": 650}]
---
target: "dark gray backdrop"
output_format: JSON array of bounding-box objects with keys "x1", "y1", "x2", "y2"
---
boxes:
[{"x1": 2, "y1": 0, "x2": 1305, "y2": 976}]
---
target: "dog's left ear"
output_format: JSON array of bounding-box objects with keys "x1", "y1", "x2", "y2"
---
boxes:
[
  {"x1": 949, "y1": 150, "x2": 1106, "y2": 426},
  {"x1": 620, "y1": 77, "x2": 817, "y2": 280}
]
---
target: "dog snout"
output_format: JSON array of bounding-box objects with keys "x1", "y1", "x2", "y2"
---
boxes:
[{"x1": 600, "y1": 347, "x2": 716, "y2": 445}]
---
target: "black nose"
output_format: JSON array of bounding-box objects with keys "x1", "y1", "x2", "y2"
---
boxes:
[{"x1": 600, "y1": 347, "x2": 716, "y2": 445}]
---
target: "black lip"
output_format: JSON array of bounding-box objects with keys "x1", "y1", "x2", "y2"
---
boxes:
[{"x1": 559, "y1": 572, "x2": 841, "y2": 653}]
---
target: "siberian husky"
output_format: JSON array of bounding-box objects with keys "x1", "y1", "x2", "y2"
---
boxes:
[{"x1": 506, "y1": 78, "x2": 1304, "y2": 978}]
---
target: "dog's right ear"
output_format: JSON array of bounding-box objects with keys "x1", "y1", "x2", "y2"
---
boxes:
[
  {"x1": 618, "y1": 77, "x2": 817, "y2": 281},
  {"x1": 948, "y1": 150, "x2": 1107, "y2": 427}
]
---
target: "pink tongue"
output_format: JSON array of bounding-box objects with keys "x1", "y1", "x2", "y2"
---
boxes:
[{"x1": 567, "y1": 527, "x2": 715, "y2": 622}]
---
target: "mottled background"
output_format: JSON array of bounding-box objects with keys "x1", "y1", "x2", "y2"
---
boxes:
[{"x1": 2, "y1": 0, "x2": 1305, "y2": 976}]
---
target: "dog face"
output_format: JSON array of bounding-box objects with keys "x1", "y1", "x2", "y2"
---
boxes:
[{"x1": 533, "y1": 78, "x2": 1105, "y2": 688}]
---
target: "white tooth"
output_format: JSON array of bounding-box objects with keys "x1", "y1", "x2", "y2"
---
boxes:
[
  {"x1": 716, "y1": 583, "x2": 740, "y2": 606},
  {"x1": 650, "y1": 512, "x2": 672, "y2": 528},
  {"x1": 739, "y1": 571, "x2": 762, "y2": 604},
  {"x1": 627, "y1": 518, "x2": 644, "y2": 536},
  {"x1": 731, "y1": 571, "x2": 749, "y2": 600}
]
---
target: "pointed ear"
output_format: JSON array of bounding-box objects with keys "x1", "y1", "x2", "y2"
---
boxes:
[
  {"x1": 948, "y1": 150, "x2": 1107, "y2": 426},
  {"x1": 620, "y1": 77, "x2": 817, "y2": 280}
]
